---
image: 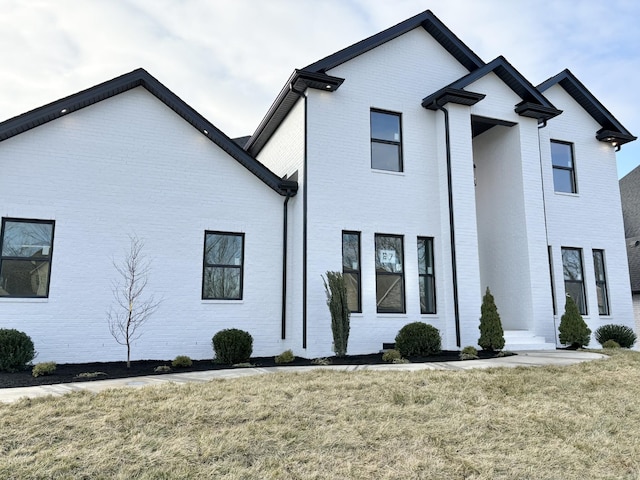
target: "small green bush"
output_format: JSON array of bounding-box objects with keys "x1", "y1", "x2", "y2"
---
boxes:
[
  {"x1": 478, "y1": 288, "x2": 505, "y2": 351},
  {"x1": 32, "y1": 362, "x2": 56, "y2": 377},
  {"x1": 0, "y1": 329, "x2": 36, "y2": 372},
  {"x1": 460, "y1": 346, "x2": 479, "y2": 361},
  {"x1": 558, "y1": 296, "x2": 591, "y2": 348},
  {"x1": 595, "y1": 324, "x2": 637, "y2": 349},
  {"x1": 212, "y1": 328, "x2": 253, "y2": 365},
  {"x1": 154, "y1": 365, "x2": 171, "y2": 373},
  {"x1": 172, "y1": 355, "x2": 193, "y2": 368},
  {"x1": 602, "y1": 339, "x2": 621, "y2": 349},
  {"x1": 275, "y1": 349, "x2": 295, "y2": 364},
  {"x1": 395, "y1": 322, "x2": 441, "y2": 357},
  {"x1": 382, "y1": 349, "x2": 402, "y2": 363}
]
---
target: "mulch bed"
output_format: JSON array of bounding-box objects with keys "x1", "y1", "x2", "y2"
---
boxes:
[{"x1": 0, "y1": 350, "x2": 510, "y2": 389}]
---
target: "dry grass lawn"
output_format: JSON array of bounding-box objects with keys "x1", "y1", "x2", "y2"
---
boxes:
[{"x1": 1, "y1": 350, "x2": 640, "y2": 479}]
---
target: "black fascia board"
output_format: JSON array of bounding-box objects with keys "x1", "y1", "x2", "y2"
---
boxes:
[
  {"x1": 422, "y1": 88, "x2": 485, "y2": 109},
  {"x1": 538, "y1": 69, "x2": 636, "y2": 143},
  {"x1": 514, "y1": 102, "x2": 563, "y2": 122},
  {"x1": 304, "y1": 10, "x2": 485, "y2": 73},
  {"x1": 0, "y1": 68, "x2": 297, "y2": 196},
  {"x1": 244, "y1": 69, "x2": 344, "y2": 156}
]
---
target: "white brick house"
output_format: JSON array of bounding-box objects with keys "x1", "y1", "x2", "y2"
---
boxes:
[{"x1": 0, "y1": 10, "x2": 635, "y2": 362}]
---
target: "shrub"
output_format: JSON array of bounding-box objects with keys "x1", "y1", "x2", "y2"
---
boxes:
[
  {"x1": 0, "y1": 329, "x2": 36, "y2": 372},
  {"x1": 558, "y1": 295, "x2": 591, "y2": 348},
  {"x1": 154, "y1": 365, "x2": 171, "y2": 373},
  {"x1": 275, "y1": 349, "x2": 295, "y2": 364},
  {"x1": 311, "y1": 357, "x2": 330, "y2": 366},
  {"x1": 478, "y1": 288, "x2": 505, "y2": 351},
  {"x1": 595, "y1": 324, "x2": 637, "y2": 349},
  {"x1": 172, "y1": 355, "x2": 193, "y2": 368},
  {"x1": 460, "y1": 346, "x2": 479, "y2": 361},
  {"x1": 395, "y1": 322, "x2": 441, "y2": 357},
  {"x1": 382, "y1": 349, "x2": 402, "y2": 363},
  {"x1": 602, "y1": 339, "x2": 621, "y2": 349},
  {"x1": 212, "y1": 328, "x2": 253, "y2": 365},
  {"x1": 32, "y1": 362, "x2": 57, "y2": 377},
  {"x1": 392, "y1": 357, "x2": 410, "y2": 364},
  {"x1": 323, "y1": 271, "x2": 350, "y2": 357}
]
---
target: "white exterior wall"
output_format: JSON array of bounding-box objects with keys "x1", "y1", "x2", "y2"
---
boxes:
[
  {"x1": 541, "y1": 85, "x2": 635, "y2": 342},
  {"x1": 0, "y1": 88, "x2": 287, "y2": 363}
]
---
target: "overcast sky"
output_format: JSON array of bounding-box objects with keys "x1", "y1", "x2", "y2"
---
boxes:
[{"x1": 1, "y1": 0, "x2": 638, "y2": 177}]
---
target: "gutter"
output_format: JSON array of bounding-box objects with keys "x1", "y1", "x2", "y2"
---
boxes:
[{"x1": 281, "y1": 191, "x2": 292, "y2": 339}]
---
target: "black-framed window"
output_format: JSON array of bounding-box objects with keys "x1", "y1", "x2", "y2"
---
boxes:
[
  {"x1": 0, "y1": 218, "x2": 55, "y2": 298},
  {"x1": 548, "y1": 246, "x2": 557, "y2": 315},
  {"x1": 417, "y1": 237, "x2": 436, "y2": 314},
  {"x1": 562, "y1": 247, "x2": 587, "y2": 315},
  {"x1": 551, "y1": 140, "x2": 576, "y2": 193},
  {"x1": 342, "y1": 231, "x2": 361, "y2": 313},
  {"x1": 375, "y1": 234, "x2": 405, "y2": 313},
  {"x1": 593, "y1": 249, "x2": 610, "y2": 315},
  {"x1": 202, "y1": 232, "x2": 244, "y2": 300},
  {"x1": 371, "y1": 109, "x2": 402, "y2": 172}
]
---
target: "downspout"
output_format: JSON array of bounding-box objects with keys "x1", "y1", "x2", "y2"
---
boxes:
[
  {"x1": 281, "y1": 191, "x2": 292, "y2": 339},
  {"x1": 433, "y1": 102, "x2": 461, "y2": 347}
]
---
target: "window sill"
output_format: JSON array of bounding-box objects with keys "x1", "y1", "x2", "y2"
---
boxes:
[
  {"x1": 201, "y1": 299, "x2": 244, "y2": 304},
  {"x1": 371, "y1": 169, "x2": 405, "y2": 177},
  {"x1": 376, "y1": 313, "x2": 407, "y2": 318},
  {"x1": 0, "y1": 297, "x2": 49, "y2": 303},
  {"x1": 553, "y1": 191, "x2": 579, "y2": 198}
]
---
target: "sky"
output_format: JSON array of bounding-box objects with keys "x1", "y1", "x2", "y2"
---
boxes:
[{"x1": 1, "y1": 0, "x2": 639, "y2": 177}]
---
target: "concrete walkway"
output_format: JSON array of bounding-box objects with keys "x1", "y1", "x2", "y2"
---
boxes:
[{"x1": 0, "y1": 350, "x2": 606, "y2": 404}]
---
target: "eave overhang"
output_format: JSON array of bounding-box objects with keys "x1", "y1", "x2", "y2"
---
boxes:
[
  {"x1": 422, "y1": 88, "x2": 485, "y2": 109},
  {"x1": 514, "y1": 102, "x2": 563, "y2": 122}
]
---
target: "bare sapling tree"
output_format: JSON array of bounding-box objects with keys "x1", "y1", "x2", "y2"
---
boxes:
[{"x1": 107, "y1": 236, "x2": 160, "y2": 368}]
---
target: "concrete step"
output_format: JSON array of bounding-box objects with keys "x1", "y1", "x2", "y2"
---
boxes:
[{"x1": 503, "y1": 330, "x2": 557, "y2": 351}]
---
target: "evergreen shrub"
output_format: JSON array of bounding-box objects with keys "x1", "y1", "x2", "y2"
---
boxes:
[
  {"x1": 478, "y1": 288, "x2": 505, "y2": 351},
  {"x1": 212, "y1": 328, "x2": 253, "y2": 365},
  {"x1": 172, "y1": 355, "x2": 193, "y2": 368},
  {"x1": 595, "y1": 324, "x2": 637, "y2": 349},
  {"x1": 0, "y1": 329, "x2": 36, "y2": 372},
  {"x1": 558, "y1": 295, "x2": 591, "y2": 348},
  {"x1": 395, "y1": 322, "x2": 441, "y2": 357}
]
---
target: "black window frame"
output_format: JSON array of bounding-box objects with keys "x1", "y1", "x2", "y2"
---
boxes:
[
  {"x1": 370, "y1": 109, "x2": 403, "y2": 172},
  {"x1": 375, "y1": 233, "x2": 406, "y2": 314},
  {"x1": 551, "y1": 140, "x2": 577, "y2": 194},
  {"x1": 342, "y1": 231, "x2": 361, "y2": 313},
  {"x1": 548, "y1": 246, "x2": 557, "y2": 315},
  {"x1": 592, "y1": 249, "x2": 610, "y2": 316},
  {"x1": 417, "y1": 237, "x2": 436, "y2": 314},
  {"x1": 0, "y1": 217, "x2": 55, "y2": 298},
  {"x1": 202, "y1": 231, "x2": 245, "y2": 300},
  {"x1": 561, "y1": 247, "x2": 587, "y2": 315}
]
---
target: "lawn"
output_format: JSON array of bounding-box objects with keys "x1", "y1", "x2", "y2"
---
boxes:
[{"x1": 1, "y1": 350, "x2": 639, "y2": 479}]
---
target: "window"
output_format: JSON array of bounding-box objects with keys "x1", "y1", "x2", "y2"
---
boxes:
[
  {"x1": 592, "y1": 250, "x2": 609, "y2": 315},
  {"x1": 202, "y1": 232, "x2": 244, "y2": 300},
  {"x1": 551, "y1": 140, "x2": 576, "y2": 193},
  {"x1": 417, "y1": 237, "x2": 436, "y2": 314},
  {"x1": 0, "y1": 218, "x2": 55, "y2": 298},
  {"x1": 375, "y1": 234, "x2": 405, "y2": 313},
  {"x1": 561, "y1": 247, "x2": 587, "y2": 315},
  {"x1": 548, "y1": 246, "x2": 557, "y2": 315},
  {"x1": 371, "y1": 109, "x2": 402, "y2": 172},
  {"x1": 342, "y1": 231, "x2": 361, "y2": 313}
]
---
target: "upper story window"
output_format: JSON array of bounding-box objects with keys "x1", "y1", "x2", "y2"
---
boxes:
[
  {"x1": 371, "y1": 109, "x2": 402, "y2": 172},
  {"x1": 202, "y1": 231, "x2": 244, "y2": 300},
  {"x1": 561, "y1": 247, "x2": 587, "y2": 315},
  {"x1": 551, "y1": 140, "x2": 576, "y2": 193},
  {"x1": 342, "y1": 231, "x2": 361, "y2": 313},
  {"x1": 375, "y1": 234, "x2": 405, "y2": 313},
  {"x1": 0, "y1": 218, "x2": 55, "y2": 298}
]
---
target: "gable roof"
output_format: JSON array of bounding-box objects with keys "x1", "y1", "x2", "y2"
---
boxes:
[
  {"x1": 0, "y1": 68, "x2": 297, "y2": 196},
  {"x1": 538, "y1": 69, "x2": 636, "y2": 146},
  {"x1": 422, "y1": 56, "x2": 562, "y2": 122}
]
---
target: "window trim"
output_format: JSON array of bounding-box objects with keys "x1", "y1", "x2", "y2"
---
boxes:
[
  {"x1": 202, "y1": 231, "x2": 245, "y2": 300},
  {"x1": 0, "y1": 217, "x2": 55, "y2": 299},
  {"x1": 370, "y1": 108, "x2": 403, "y2": 172},
  {"x1": 561, "y1": 246, "x2": 587, "y2": 315},
  {"x1": 342, "y1": 230, "x2": 361, "y2": 313},
  {"x1": 375, "y1": 233, "x2": 406, "y2": 314},
  {"x1": 592, "y1": 249, "x2": 610, "y2": 316},
  {"x1": 417, "y1": 237, "x2": 436, "y2": 314},
  {"x1": 551, "y1": 140, "x2": 577, "y2": 194}
]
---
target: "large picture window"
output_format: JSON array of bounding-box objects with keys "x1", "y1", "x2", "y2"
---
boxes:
[
  {"x1": 0, "y1": 218, "x2": 55, "y2": 298},
  {"x1": 371, "y1": 109, "x2": 402, "y2": 172},
  {"x1": 417, "y1": 237, "x2": 436, "y2": 314},
  {"x1": 561, "y1": 247, "x2": 587, "y2": 315},
  {"x1": 202, "y1": 232, "x2": 244, "y2": 300},
  {"x1": 551, "y1": 141, "x2": 576, "y2": 193},
  {"x1": 375, "y1": 234, "x2": 405, "y2": 313},
  {"x1": 592, "y1": 249, "x2": 610, "y2": 315},
  {"x1": 342, "y1": 231, "x2": 361, "y2": 313}
]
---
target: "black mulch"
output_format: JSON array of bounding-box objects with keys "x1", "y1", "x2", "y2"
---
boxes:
[{"x1": 0, "y1": 350, "x2": 512, "y2": 389}]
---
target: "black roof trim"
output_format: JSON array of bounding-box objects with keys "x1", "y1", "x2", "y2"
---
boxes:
[
  {"x1": 304, "y1": 10, "x2": 485, "y2": 73},
  {"x1": 422, "y1": 88, "x2": 485, "y2": 109},
  {"x1": 0, "y1": 68, "x2": 297, "y2": 196},
  {"x1": 514, "y1": 102, "x2": 563, "y2": 121},
  {"x1": 245, "y1": 69, "x2": 344, "y2": 156},
  {"x1": 538, "y1": 69, "x2": 636, "y2": 145}
]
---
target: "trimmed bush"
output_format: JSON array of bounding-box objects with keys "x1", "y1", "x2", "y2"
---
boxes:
[
  {"x1": 275, "y1": 349, "x2": 295, "y2": 364},
  {"x1": 395, "y1": 322, "x2": 441, "y2": 357},
  {"x1": 323, "y1": 271, "x2": 350, "y2": 357},
  {"x1": 212, "y1": 328, "x2": 253, "y2": 365},
  {"x1": 595, "y1": 324, "x2": 637, "y2": 349},
  {"x1": 32, "y1": 362, "x2": 56, "y2": 377},
  {"x1": 478, "y1": 288, "x2": 505, "y2": 351},
  {"x1": 558, "y1": 295, "x2": 591, "y2": 348},
  {"x1": 0, "y1": 329, "x2": 36, "y2": 372},
  {"x1": 382, "y1": 349, "x2": 402, "y2": 363},
  {"x1": 460, "y1": 346, "x2": 479, "y2": 361},
  {"x1": 172, "y1": 355, "x2": 193, "y2": 368},
  {"x1": 154, "y1": 365, "x2": 171, "y2": 373},
  {"x1": 602, "y1": 339, "x2": 621, "y2": 349}
]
